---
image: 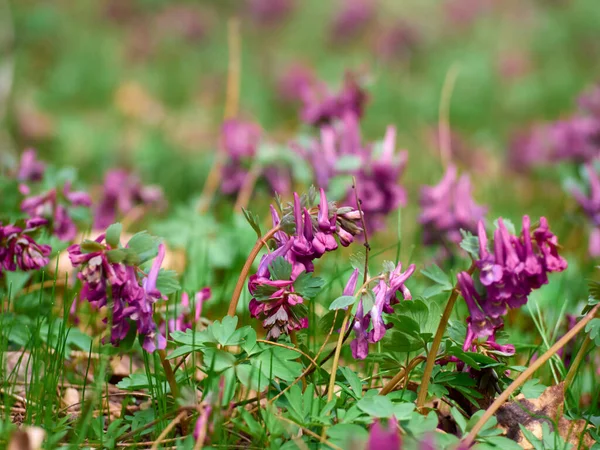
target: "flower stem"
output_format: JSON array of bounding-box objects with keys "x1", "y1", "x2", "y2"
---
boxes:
[
  {"x1": 228, "y1": 226, "x2": 280, "y2": 317},
  {"x1": 463, "y1": 304, "x2": 599, "y2": 447},
  {"x1": 158, "y1": 349, "x2": 179, "y2": 400},
  {"x1": 416, "y1": 263, "x2": 475, "y2": 410},
  {"x1": 563, "y1": 334, "x2": 592, "y2": 394},
  {"x1": 380, "y1": 356, "x2": 426, "y2": 395},
  {"x1": 321, "y1": 307, "x2": 353, "y2": 441}
]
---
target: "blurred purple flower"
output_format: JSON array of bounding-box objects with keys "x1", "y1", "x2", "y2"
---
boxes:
[
  {"x1": 444, "y1": 0, "x2": 493, "y2": 28},
  {"x1": 351, "y1": 262, "x2": 415, "y2": 360},
  {"x1": 161, "y1": 288, "x2": 211, "y2": 336},
  {"x1": 367, "y1": 417, "x2": 401, "y2": 450},
  {"x1": 193, "y1": 405, "x2": 212, "y2": 444},
  {"x1": 17, "y1": 149, "x2": 45, "y2": 184},
  {"x1": 376, "y1": 21, "x2": 420, "y2": 62},
  {"x1": 569, "y1": 162, "x2": 600, "y2": 257},
  {"x1": 249, "y1": 189, "x2": 363, "y2": 338},
  {"x1": 0, "y1": 219, "x2": 51, "y2": 272},
  {"x1": 549, "y1": 117, "x2": 600, "y2": 163},
  {"x1": 277, "y1": 63, "x2": 316, "y2": 103},
  {"x1": 300, "y1": 74, "x2": 368, "y2": 126},
  {"x1": 351, "y1": 125, "x2": 408, "y2": 232},
  {"x1": 419, "y1": 164, "x2": 486, "y2": 249},
  {"x1": 459, "y1": 216, "x2": 567, "y2": 352},
  {"x1": 94, "y1": 170, "x2": 166, "y2": 230},
  {"x1": 247, "y1": 0, "x2": 295, "y2": 25},
  {"x1": 219, "y1": 119, "x2": 291, "y2": 196},
  {"x1": 22, "y1": 182, "x2": 91, "y2": 241},
  {"x1": 330, "y1": 0, "x2": 375, "y2": 44}
]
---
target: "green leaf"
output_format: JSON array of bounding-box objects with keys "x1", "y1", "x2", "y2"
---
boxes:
[
  {"x1": 459, "y1": 229, "x2": 480, "y2": 260},
  {"x1": 127, "y1": 231, "x2": 159, "y2": 264},
  {"x1": 105, "y1": 223, "x2": 122, "y2": 248},
  {"x1": 268, "y1": 256, "x2": 292, "y2": 281},
  {"x1": 340, "y1": 367, "x2": 363, "y2": 399},
  {"x1": 169, "y1": 328, "x2": 215, "y2": 346},
  {"x1": 236, "y1": 364, "x2": 270, "y2": 391},
  {"x1": 106, "y1": 248, "x2": 127, "y2": 263},
  {"x1": 80, "y1": 240, "x2": 104, "y2": 253},
  {"x1": 241, "y1": 207, "x2": 262, "y2": 238},
  {"x1": 203, "y1": 348, "x2": 236, "y2": 372},
  {"x1": 357, "y1": 395, "x2": 395, "y2": 418},
  {"x1": 166, "y1": 345, "x2": 195, "y2": 360},
  {"x1": 421, "y1": 264, "x2": 452, "y2": 290},
  {"x1": 210, "y1": 316, "x2": 239, "y2": 346},
  {"x1": 521, "y1": 379, "x2": 546, "y2": 399},
  {"x1": 293, "y1": 273, "x2": 324, "y2": 299},
  {"x1": 156, "y1": 269, "x2": 180, "y2": 295},
  {"x1": 329, "y1": 295, "x2": 356, "y2": 311},
  {"x1": 451, "y1": 407, "x2": 468, "y2": 433},
  {"x1": 585, "y1": 318, "x2": 600, "y2": 345}
]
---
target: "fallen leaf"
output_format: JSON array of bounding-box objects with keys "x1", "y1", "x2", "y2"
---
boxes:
[
  {"x1": 8, "y1": 426, "x2": 45, "y2": 450},
  {"x1": 496, "y1": 382, "x2": 595, "y2": 449}
]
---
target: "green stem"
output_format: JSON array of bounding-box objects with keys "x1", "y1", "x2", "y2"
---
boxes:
[
  {"x1": 563, "y1": 334, "x2": 592, "y2": 393},
  {"x1": 416, "y1": 263, "x2": 475, "y2": 410}
]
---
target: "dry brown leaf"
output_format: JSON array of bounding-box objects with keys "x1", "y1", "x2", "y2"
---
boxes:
[{"x1": 496, "y1": 382, "x2": 595, "y2": 449}]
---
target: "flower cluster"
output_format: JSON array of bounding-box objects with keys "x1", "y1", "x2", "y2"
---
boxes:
[
  {"x1": 458, "y1": 217, "x2": 567, "y2": 352},
  {"x1": 21, "y1": 181, "x2": 92, "y2": 241},
  {"x1": 220, "y1": 119, "x2": 290, "y2": 196},
  {"x1": 248, "y1": 189, "x2": 363, "y2": 339},
  {"x1": 295, "y1": 114, "x2": 408, "y2": 232},
  {"x1": 351, "y1": 262, "x2": 415, "y2": 360},
  {"x1": 94, "y1": 169, "x2": 166, "y2": 230},
  {"x1": 419, "y1": 164, "x2": 486, "y2": 249},
  {"x1": 0, "y1": 219, "x2": 51, "y2": 273},
  {"x1": 68, "y1": 237, "x2": 168, "y2": 352},
  {"x1": 509, "y1": 83, "x2": 600, "y2": 170},
  {"x1": 569, "y1": 162, "x2": 600, "y2": 257},
  {"x1": 300, "y1": 73, "x2": 368, "y2": 127}
]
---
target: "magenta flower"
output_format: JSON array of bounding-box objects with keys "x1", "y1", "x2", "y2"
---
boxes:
[
  {"x1": 419, "y1": 164, "x2": 486, "y2": 249},
  {"x1": 569, "y1": 162, "x2": 600, "y2": 257},
  {"x1": 300, "y1": 74, "x2": 368, "y2": 127},
  {"x1": 0, "y1": 219, "x2": 51, "y2": 272},
  {"x1": 68, "y1": 236, "x2": 168, "y2": 352},
  {"x1": 94, "y1": 170, "x2": 165, "y2": 230},
  {"x1": 351, "y1": 262, "x2": 415, "y2": 360},
  {"x1": 277, "y1": 63, "x2": 316, "y2": 104},
  {"x1": 21, "y1": 182, "x2": 91, "y2": 241},
  {"x1": 367, "y1": 417, "x2": 401, "y2": 450},
  {"x1": 350, "y1": 125, "x2": 408, "y2": 232},
  {"x1": 249, "y1": 189, "x2": 363, "y2": 338},
  {"x1": 17, "y1": 149, "x2": 46, "y2": 195},
  {"x1": 459, "y1": 216, "x2": 567, "y2": 352},
  {"x1": 161, "y1": 288, "x2": 212, "y2": 337}
]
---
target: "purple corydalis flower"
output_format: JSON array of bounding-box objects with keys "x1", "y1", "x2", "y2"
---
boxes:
[
  {"x1": 376, "y1": 21, "x2": 420, "y2": 62},
  {"x1": 352, "y1": 125, "x2": 408, "y2": 232},
  {"x1": 419, "y1": 164, "x2": 486, "y2": 248},
  {"x1": 278, "y1": 63, "x2": 316, "y2": 103},
  {"x1": 351, "y1": 262, "x2": 415, "y2": 360},
  {"x1": 193, "y1": 405, "x2": 212, "y2": 443},
  {"x1": 249, "y1": 190, "x2": 362, "y2": 338},
  {"x1": 367, "y1": 417, "x2": 401, "y2": 450},
  {"x1": 0, "y1": 220, "x2": 51, "y2": 272},
  {"x1": 460, "y1": 216, "x2": 567, "y2": 352},
  {"x1": 94, "y1": 170, "x2": 166, "y2": 230},
  {"x1": 22, "y1": 182, "x2": 91, "y2": 241},
  {"x1": 68, "y1": 235, "x2": 168, "y2": 352}
]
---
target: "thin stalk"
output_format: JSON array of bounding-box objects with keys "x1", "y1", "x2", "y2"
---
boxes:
[
  {"x1": 380, "y1": 356, "x2": 426, "y2": 395},
  {"x1": 320, "y1": 308, "x2": 352, "y2": 441},
  {"x1": 416, "y1": 263, "x2": 475, "y2": 410},
  {"x1": 463, "y1": 304, "x2": 599, "y2": 446},
  {"x1": 198, "y1": 17, "x2": 241, "y2": 213},
  {"x1": 227, "y1": 226, "x2": 280, "y2": 316},
  {"x1": 150, "y1": 410, "x2": 187, "y2": 450},
  {"x1": 158, "y1": 349, "x2": 179, "y2": 400},
  {"x1": 563, "y1": 335, "x2": 592, "y2": 393}
]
